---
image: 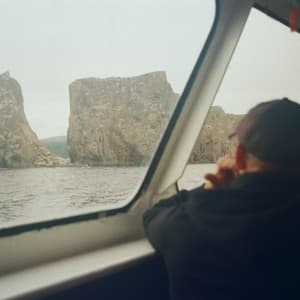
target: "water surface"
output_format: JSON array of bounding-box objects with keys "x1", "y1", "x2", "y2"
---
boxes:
[{"x1": 0, "y1": 164, "x2": 214, "y2": 227}]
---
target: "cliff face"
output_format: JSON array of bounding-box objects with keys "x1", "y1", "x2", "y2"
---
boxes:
[
  {"x1": 191, "y1": 106, "x2": 242, "y2": 163},
  {"x1": 0, "y1": 71, "x2": 241, "y2": 168},
  {"x1": 68, "y1": 71, "x2": 178, "y2": 165},
  {"x1": 67, "y1": 71, "x2": 243, "y2": 166},
  {"x1": 0, "y1": 72, "x2": 65, "y2": 168}
]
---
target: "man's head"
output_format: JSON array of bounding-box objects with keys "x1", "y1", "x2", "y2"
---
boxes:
[{"x1": 233, "y1": 98, "x2": 300, "y2": 174}]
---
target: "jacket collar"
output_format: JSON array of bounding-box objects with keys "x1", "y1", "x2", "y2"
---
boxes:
[{"x1": 229, "y1": 172, "x2": 299, "y2": 192}]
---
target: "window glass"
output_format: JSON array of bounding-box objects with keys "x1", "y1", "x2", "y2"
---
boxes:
[
  {"x1": 0, "y1": 0, "x2": 215, "y2": 226},
  {"x1": 179, "y1": 9, "x2": 300, "y2": 190}
]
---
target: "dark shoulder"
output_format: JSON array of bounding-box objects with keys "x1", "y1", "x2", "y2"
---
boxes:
[{"x1": 185, "y1": 186, "x2": 247, "y2": 215}]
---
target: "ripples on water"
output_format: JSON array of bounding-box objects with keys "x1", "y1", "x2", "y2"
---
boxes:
[{"x1": 0, "y1": 164, "x2": 214, "y2": 227}]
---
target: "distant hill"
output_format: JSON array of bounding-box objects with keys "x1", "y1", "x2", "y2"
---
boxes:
[{"x1": 39, "y1": 136, "x2": 68, "y2": 158}]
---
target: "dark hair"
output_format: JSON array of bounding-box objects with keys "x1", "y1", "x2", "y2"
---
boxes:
[{"x1": 233, "y1": 98, "x2": 300, "y2": 172}]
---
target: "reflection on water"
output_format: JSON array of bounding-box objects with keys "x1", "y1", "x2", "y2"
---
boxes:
[{"x1": 0, "y1": 164, "x2": 214, "y2": 227}]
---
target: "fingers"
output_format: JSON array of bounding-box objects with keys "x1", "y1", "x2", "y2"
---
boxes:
[
  {"x1": 204, "y1": 167, "x2": 237, "y2": 190},
  {"x1": 203, "y1": 156, "x2": 238, "y2": 190},
  {"x1": 216, "y1": 155, "x2": 237, "y2": 173},
  {"x1": 203, "y1": 173, "x2": 220, "y2": 190},
  {"x1": 204, "y1": 173, "x2": 221, "y2": 186},
  {"x1": 218, "y1": 169, "x2": 236, "y2": 185}
]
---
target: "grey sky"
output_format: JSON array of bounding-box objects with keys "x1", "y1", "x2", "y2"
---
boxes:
[
  {"x1": 214, "y1": 9, "x2": 300, "y2": 113},
  {"x1": 0, "y1": 1, "x2": 299, "y2": 138}
]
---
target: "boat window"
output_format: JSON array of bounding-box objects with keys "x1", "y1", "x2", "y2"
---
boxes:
[
  {"x1": 179, "y1": 8, "x2": 300, "y2": 191},
  {"x1": 0, "y1": 0, "x2": 215, "y2": 227}
]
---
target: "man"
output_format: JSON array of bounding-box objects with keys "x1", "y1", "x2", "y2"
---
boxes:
[{"x1": 143, "y1": 98, "x2": 300, "y2": 300}]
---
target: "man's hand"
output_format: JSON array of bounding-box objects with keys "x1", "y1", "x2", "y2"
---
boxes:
[{"x1": 203, "y1": 156, "x2": 238, "y2": 189}]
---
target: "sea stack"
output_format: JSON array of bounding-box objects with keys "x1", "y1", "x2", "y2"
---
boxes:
[
  {"x1": 0, "y1": 72, "x2": 65, "y2": 167},
  {"x1": 67, "y1": 71, "x2": 178, "y2": 166}
]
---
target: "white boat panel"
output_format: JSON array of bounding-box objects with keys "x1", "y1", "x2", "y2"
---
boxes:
[
  {"x1": 0, "y1": 239, "x2": 154, "y2": 300},
  {"x1": 0, "y1": 213, "x2": 143, "y2": 275}
]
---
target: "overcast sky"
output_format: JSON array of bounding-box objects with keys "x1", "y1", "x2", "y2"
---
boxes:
[{"x1": 1, "y1": 1, "x2": 300, "y2": 138}]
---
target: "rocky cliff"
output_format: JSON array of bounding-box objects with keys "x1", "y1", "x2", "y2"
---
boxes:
[
  {"x1": 191, "y1": 106, "x2": 242, "y2": 163},
  {"x1": 0, "y1": 72, "x2": 65, "y2": 168},
  {"x1": 68, "y1": 71, "x2": 243, "y2": 166},
  {"x1": 68, "y1": 71, "x2": 178, "y2": 165}
]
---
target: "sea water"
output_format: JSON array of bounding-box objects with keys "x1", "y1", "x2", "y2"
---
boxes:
[{"x1": 0, "y1": 164, "x2": 215, "y2": 227}]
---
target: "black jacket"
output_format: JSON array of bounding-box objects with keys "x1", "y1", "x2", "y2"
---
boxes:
[{"x1": 143, "y1": 172, "x2": 300, "y2": 300}]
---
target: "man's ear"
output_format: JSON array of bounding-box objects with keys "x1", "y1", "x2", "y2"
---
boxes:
[{"x1": 236, "y1": 144, "x2": 247, "y2": 170}]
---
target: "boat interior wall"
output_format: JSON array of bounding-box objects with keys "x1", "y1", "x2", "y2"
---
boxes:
[
  {"x1": 254, "y1": 0, "x2": 300, "y2": 32},
  {"x1": 0, "y1": 214, "x2": 144, "y2": 275},
  {"x1": 42, "y1": 255, "x2": 169, "y2": 300},
  {"x1": 0, "y1": 240, "x2": 158, "y2": 300}
]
